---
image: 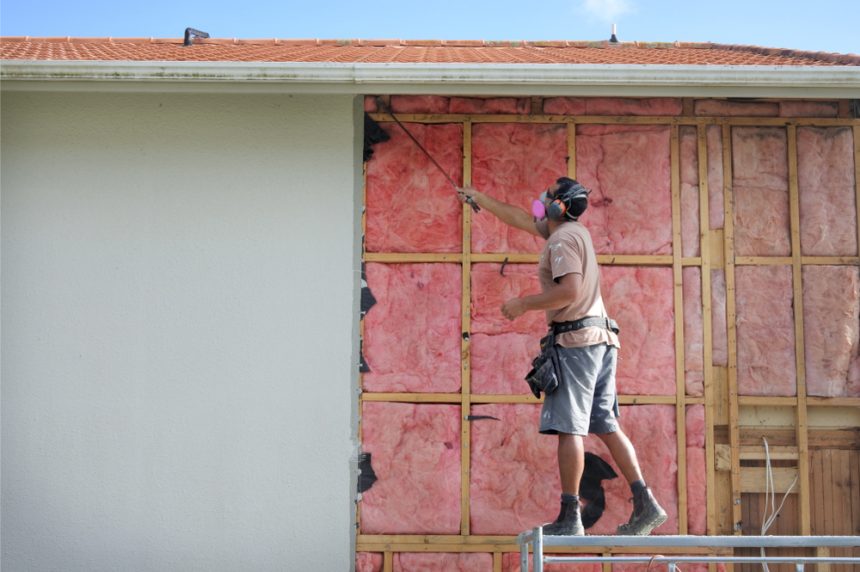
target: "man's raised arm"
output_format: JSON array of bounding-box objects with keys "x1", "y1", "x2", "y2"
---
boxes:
[{"x1": 457, "y1": 187, "x2": 540, "y2": 237}]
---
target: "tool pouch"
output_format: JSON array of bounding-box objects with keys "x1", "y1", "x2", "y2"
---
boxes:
[{"x1": 525, "y1": 333, "x2": 561, "y2": 399}]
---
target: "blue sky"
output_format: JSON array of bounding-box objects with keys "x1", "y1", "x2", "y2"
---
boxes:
[{"x1": 1, "y1": 0, "x2": 858, "y2": 55}]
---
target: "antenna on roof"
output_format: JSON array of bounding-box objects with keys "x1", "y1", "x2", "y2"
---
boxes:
[
  {"x1": 609, "y1": 24, "x2": 619, "y2": 43},
  {"x1": 183, "y1": 27, "x2": 210, "y2": 47}
]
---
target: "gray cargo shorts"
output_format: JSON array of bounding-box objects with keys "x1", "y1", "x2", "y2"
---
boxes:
[{"x1": 539, "y1": 343, "x2": 620, "y2": 436}]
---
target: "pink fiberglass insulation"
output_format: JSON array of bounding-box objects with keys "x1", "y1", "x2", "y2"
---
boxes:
[
  {"x1": 362, "y1": 263, "x2": 461, "y2": 393},
  {"x1": 683, "y1": 268, "x2": 730, "y2": 396},
  {"x1": 601, "y1": 266, "x2": 676, "y2": 395},
  {"x1": 735, "y1": 266, "x2": 797, "y2": 396},
  {"x1": 543, "y1": 97, "x2": 682, "y2": 116},
  {"x1": 686, "y1": 405, "x2": 707, "y2": 535},
  {"x1": 576, "y1": 125, "x2": 672, "y2": 255},
  {"x1": 707, "y1": 125, "x2": 725, "y2": 230},
  {"x1": 365, "y1": 123, "x2": 463, "y2": 253},
  {"x1": 683, "y1": 267, "x2": 704, "y2": 396},
  {"x1": 732, "y1": 127, "x2": 791, "y2": 256},
  {"x1": 364, "y1": 96, "x2": 378, "y2": 112},
  {"x1": 502, "y1": 552, "x2": 601, "y2": 572},
  {"x1": 356, "y1": 553, "x2": 383, "y2": 572},
  {"x1": 360, "y1": 402, "x2": 461, "y2": 534},
  {"x1": 471, "y1": 123, "x2": 568, "y2": 253},
  {"x1": 450, "y1": 97, "x2": 530, "y2": 115},
  {"x1": 394, "y1": 553, "x2": 492, "y2": 571},
  {"x1": 695, "y1": 100, "x2": 779, "y2": 117},
  {"x1": 680, "y1": 126, "x2": 701, "y2": 257},
  {"x1": 803, "y1": 266, "x2": 860, "y2": 397},
  {"x1": 470, "y1": 263, "x2": 546, "y2": 394},
  {"x1": 712, "y1": 269, "x2": 728, "y2": 367},
  {"x1": 798, "y1": 127, "x2": 858, "y2": 256},
  {"x1": 390, "y1": 95, "x2": 450, "y2": 114},
  {"x1": 780, "y1": 101, "x2": 839, "y2": 118},
  {"x1": 471, "y1": 333, "x2": 538, "y2": 395},
  {"x1": 469, "y1": 404, "x2": 679, "y2": 535},
  {"x1": 469, "y1": 404, "x2": 559, "y2": 534}
]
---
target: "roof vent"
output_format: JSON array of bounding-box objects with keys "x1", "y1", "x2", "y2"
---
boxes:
[
  {"x1": 183, "y1": 27, "x2": 210, "y2": 47},
  {"x1": 609, "y1": 24, "x2": 619, "y2": 44}
]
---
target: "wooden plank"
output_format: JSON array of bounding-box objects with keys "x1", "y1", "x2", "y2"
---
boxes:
[
  {"x1": 812, "y1": 449, "x2": 824, "y2": 535},
  {"x1": 670, "y1": 124, "x2": 688, "y2": 534},
  {"x1": 383, "y1": 551, "x2": 392, "y2": 572},
  {"x1": 850, "y1": 450, "x2": 860, "y2": 538},
  {"x1": 713, "y1": 366, "x2": 728, "y2": 425},
  {"x1": 369, "y1": 112, "x2": 860, "y2": 127},
  {"x1": 788, "y1": 124, "x2": 812, "y2": 535},
  {"x1": 801, "y1": 256, "x2": 860, "y2": 265},
  {"x1": 364, "y1": 393, "x2": 681, "y2": 405},
  {"x1": 364, "y1": 252, "x2": 463, "y2": 263},
  {"x1": 709, "y1": 229, "x2": 725, "y2": 267},
  {"x1": 739, "y1": 445, "x2": 798, "y2": 461},
  {"x1": 721, "y1": 123, "x2": 743, "y2": 534},
  {"x1": 595, "y1": 254, "x2": 674, "y2": 265},
  {"x1": 740, "y1": 467, "x2": 800, "y2": 493},
  {"x1": 567, "y1": 122, "x2": 576, "y2": 179},
  {"x1": 855, "y1": 125, "x2": 860, "y2": 259},
  {"x1": 738, "y1": 396, "x2": 797, "y2": 407},
  {"x1": 361, "y1": 392, "x2": 463, "y2": 403},
  {"x1": 470, "y1": 253, "x2": 676, "y2": 265},
  {"x1": 698, "y1": 123, "x2": 717, "y2": 535},
  {"x1": 460, "y1": 120, "x2": 473, "y2": 537},
  {"x1": 493, "y1": 551, "x2": 502, "y2": 572},
  {"x1": 807, "y1": 396, "x2": 860, "y2": 407}
]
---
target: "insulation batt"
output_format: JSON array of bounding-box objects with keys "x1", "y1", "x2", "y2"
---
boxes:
[
  {"x1": 471, "y1": 124, "x2": 568, "y2": 253},
  {"x1": 360, "y1": 403, "x2": 461, "y2": 534},
  {"x1": 394, "y1": 553, "x2": 492, "y2": 571},
  {"x1": 543, "y1": 97, "x2": 682, "y2": 116},
  {"x1": 576, "y1": 125, "x2": 672, "y2": 255},
  {"x1": 683, "y1": 268, "x2": 730, "y2": 396},
  {"x1": 601, "y1": 267, "x2": 676, "y2": 395},
  {"x1": 364, "y1": 96, "x2": 378, "y2": 112},
  {"x1": 502, "y1": 552, "x2": 601, "y2": 572},
  {"x1": 365, "y1": 123, "x2": 463, "y2": 253},
  {"x1": 469, "y1": 404, "x2": 679, "y2": 535},
  {"x1": 686, "y1": 405, "x2": 707, "y2": 535},
  {"x1": 680, "y1": 126, "x2": 701, "y2": 257},
  {"x1": 471, "y1": 263, "x2": 545, "y2": 394},
  {"x1": 356, "y1": 552, "x2": 383, "y2": 572},
  {"x1": 362, "y1": 264, "x2": 462, "y2": 393},
  {"x1": 695, "y1": 100, "x2": 779, "y2": 117},
  {"x1": 707, "y1": 125, "x2": 725, "y2": 230},
  {"x1": 798, "y1": 127, "x2": 858, "y2": 256},
  {"x1": 390, "y1": 95, "x2": 450, "y2": 114},
  {"x1": 802, "y1": 266, "x2": 860, "y2": 397},
  {"x1": 780, "y1": 101, "x2": 839, "y2": 118},
  {"x1": 732, "y1": 128, "x2": 791, "y2": 256},
  {"x1": 449, "y1": 97, "x2": 530, "y2": 115},
  {"x1": 735, "y1": 266, "x2": 796, "y2": 396}
]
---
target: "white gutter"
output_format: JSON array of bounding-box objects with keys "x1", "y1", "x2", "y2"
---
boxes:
[{"x1": 2, "y1": 60, "x2": 860, "y2": 98}]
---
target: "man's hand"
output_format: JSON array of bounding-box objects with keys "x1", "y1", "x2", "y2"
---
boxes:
[
  {"x1": 501, "y1": 297, "x2": 527, "y2": 321},
  {"x1": 457, "y1": 186, "x2": 482, "y2": 204}
]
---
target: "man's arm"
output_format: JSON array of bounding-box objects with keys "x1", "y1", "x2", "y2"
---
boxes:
[
  {"x1": 458, "y1": 187, "x2": 541, "y2": 237},
  {"x1": 501, "y1": 272, "x2": 583, "y2": 320}
]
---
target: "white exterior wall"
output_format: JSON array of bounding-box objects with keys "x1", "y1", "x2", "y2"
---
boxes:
[{"x1": 1, "y1": 91, "x2": 362, "y2": 571}]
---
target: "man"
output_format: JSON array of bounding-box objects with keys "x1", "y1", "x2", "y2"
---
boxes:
[{"x1": 459, "y1": 178, "x2": 667, "y2": 536}]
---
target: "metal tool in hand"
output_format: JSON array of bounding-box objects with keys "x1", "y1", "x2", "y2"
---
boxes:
[{"x1": 377, "y1": 99, "x2": 480, "y2": 213}]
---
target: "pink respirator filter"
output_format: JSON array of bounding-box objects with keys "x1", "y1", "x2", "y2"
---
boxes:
[{"x1": 532, "y1": 200, "x2": 546, "y2": 219}]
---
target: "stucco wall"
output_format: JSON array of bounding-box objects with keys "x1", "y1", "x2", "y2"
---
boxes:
[{"x1": 1, "y1": 91, "x2": 362, "y2": 571}]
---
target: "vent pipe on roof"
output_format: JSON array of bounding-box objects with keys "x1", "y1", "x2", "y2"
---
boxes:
[
  {"x1": 183, "y1": 27, "x2": 210, "y2": 46},
  {"x1": 609, "y1": 24, "x2": 619, "y2": 44}
]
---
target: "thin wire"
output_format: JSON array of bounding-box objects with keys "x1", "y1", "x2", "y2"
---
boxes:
[{"x1": 376, "y1": 98, "x2": 480, "y2": 213}]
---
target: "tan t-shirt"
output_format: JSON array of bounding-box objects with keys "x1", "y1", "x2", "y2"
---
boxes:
[{"x1": 536, "y1": 220, "x2": 620, "y2": 349}]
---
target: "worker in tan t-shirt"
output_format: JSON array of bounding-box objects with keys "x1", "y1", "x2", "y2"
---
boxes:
[{"x1": 459, "y1": 178, "x2": 666, "y2": 537}]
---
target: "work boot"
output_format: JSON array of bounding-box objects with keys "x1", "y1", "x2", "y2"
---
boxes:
[
  {"x1": 616, "y1": 487, "x2": 667, "y2": 535},
  {"x1": 543, "y1": 498, "x2": 584, "y2": 536}
]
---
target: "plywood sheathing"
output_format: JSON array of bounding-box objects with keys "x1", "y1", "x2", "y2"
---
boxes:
[{"x1": 359, "y1": 96, "x2": 860, "y2": 561}]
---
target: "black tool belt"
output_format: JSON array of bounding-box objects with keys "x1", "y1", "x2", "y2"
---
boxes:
[{"x1": 552, "y1": 316, "x2": 619, "y2": 335}]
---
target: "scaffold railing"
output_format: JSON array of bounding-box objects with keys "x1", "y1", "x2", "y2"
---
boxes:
[{"x1": 516, "y1": 527, "x2": 860, "y2": 572}]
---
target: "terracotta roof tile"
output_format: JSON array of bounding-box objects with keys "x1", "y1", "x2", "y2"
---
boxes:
[{"x1": 1, "y1": 37, "x2": 858, "y2": 66}]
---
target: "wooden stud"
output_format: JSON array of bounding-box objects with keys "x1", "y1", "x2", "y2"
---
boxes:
[
  {"x1": 567, "y1": 122, "x2": 576, "y2": 179},
  {"x1": 808, "y1": 396, "x2": 860, "y2": 407},
  {"x1": 734, "y1": 256, "x2": 793, "y2": 266},
  {"x1": 366, "y1": 252, "x2": 681, "y2": 265},
  {"x1": 698, "y1": 124, "x2": 717, "y2": 535},
  {"x1": 670, "y1": 124, "x2": 689, "y2": 534},
  {"x1": 788, "y1": 124, "x2": 812, "y2": 535},
  {"x1": 734, "y1": 255, "x2": 860, "y2": 266},
  {"x1": 855, "y1": 125, "x2": 860, "y2": 259},
  {"x1": 460, "y1": 120, "x2": 473, "y2": 537},
  {"x1": 369, "y1": 112, "x2": 860, "y2": 128},
  {"x1": 721, "y1": 123, "x2": 743, "y2": 534},
  {"x1": 364, "y1": 253, "x2": 463, "y2": 263},
  {"x1": 383, "y1": 551, "x2": 393, "y2": 572}
]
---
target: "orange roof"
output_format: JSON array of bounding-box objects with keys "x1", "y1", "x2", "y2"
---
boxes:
[{"x1": 2, "y1": 37, "x2": 858, "y2": 66}]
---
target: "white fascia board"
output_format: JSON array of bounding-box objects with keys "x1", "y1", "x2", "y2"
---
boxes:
[{"x1": 2, "y1": 60, "x2": 860, "y2": 98}]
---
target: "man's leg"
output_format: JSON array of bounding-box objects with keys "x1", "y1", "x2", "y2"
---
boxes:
[
  {"x1": 558, "y1": 433, "x2": 585, "y2": 495},
  {"x1": 596, "y1": 429, "x2": 642, "y2": 485}
]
